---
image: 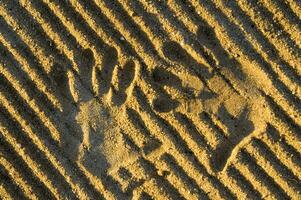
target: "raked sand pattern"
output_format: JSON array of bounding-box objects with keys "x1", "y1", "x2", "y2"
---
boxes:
[{"x1": 0, "y1": 0, "x2": 300, "y2": 199}]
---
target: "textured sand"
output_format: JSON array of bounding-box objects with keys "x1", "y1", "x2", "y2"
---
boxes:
[{"x1": 0, "y1": 0, "x2": 300, "y2": 199}]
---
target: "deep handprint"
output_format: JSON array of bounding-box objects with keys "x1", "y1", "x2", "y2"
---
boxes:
[
  {"x1": 150, "y1": 33, "x2": 260, "y2": 173},
  {"x1": 50, "y1": 47, "x2": 139, "y2": 176}
]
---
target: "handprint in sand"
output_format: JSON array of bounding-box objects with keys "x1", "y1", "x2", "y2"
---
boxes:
[{"x1": 50, "y1": 47, "x2": 140, "y2": 176}]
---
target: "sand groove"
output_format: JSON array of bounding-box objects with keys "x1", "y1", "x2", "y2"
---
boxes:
[{"x1": 0, "y1": 0, "x2": 300, "y2": 199}]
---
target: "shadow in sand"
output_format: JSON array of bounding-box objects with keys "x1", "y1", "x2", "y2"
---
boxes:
[
  {"x1": 162, "y1": 41, "x2": 212, "y2": 81},
  {"x1": 196, "y1": 25, "x2": 246, "y2": 81}
]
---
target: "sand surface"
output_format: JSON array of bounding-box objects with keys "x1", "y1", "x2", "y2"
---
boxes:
[{"x1": 0, "y1": 0, "x2": 300, "y2": 199}]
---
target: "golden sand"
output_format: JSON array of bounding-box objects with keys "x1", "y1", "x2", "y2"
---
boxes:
[{"x1": 0, "y1": 0, "x2": 300, "y2": 199}]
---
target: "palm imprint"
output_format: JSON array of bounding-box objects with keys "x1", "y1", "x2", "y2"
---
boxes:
[
  {"x1": 151, "y1": 38, "x2": 256, "y2": 173},
  {"x1": 50, "y1": 47, "x2": 139, "y2": 176}
]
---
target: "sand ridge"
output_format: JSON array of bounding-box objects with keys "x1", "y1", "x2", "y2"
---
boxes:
[{"x1": 0, "y1": 0, "x2": 300, "y2": 199}]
